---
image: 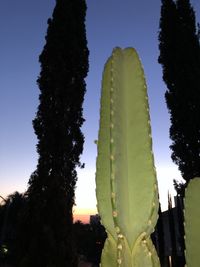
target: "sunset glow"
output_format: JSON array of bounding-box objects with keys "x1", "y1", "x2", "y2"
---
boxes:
[{"x1": 73, "y1": 207, "x2": 97, "y2": 224}]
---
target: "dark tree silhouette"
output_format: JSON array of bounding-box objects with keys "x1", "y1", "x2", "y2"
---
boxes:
[
  {"x1": 73, "y1": 219, "x2": 106, "y2": 265},
  {"x1": 0, "y1": 192, "x2": 26, "y2": 266},
  {"x1": 158, "y1": 0, "x2": 200, "y2": 183},
  {"x1": 19, "y1": 1, "x2": 89, "y2": 266},
  {"x1": 158, "y1": 1, "x2": 200, "y2": 265}
]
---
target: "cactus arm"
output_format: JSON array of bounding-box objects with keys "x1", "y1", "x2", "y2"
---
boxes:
[
  {"x1": 96, "y1": 47, "x2": 160, "y2": 266},
  {"x1": 184, "y1": 177, "x2": 200, "y2": 267}
]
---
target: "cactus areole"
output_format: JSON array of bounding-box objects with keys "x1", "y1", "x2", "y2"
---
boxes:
[{"x1": 95, "y1": 47, "x2": 160, "y2": 267}]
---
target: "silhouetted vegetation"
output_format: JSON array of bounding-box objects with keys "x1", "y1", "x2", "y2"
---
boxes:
[
  {"x1": 14, "y1": 0, "x2": 89, "y2": 266},
  {"x1": 158, "y1": 0, "x2": 200, "y2": 183},
  {"x1": 73, "y1": 219, "x2": 107, "y2": 266},
  {"x1": 0, "y1": 192, "x2": 27, "y2": 266},
  {"x1": 159, "y1": 0, "x2": 200, "y2": 182},
  {"x1": 0, "y1": 206, "x2": 106, "y2": 267},
  {"x1": 158, "y1": 1, "x2": 200, "y2": 266}
]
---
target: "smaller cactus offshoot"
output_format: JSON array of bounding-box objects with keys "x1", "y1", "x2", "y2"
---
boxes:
[{"x1": 184, "y1": 177, "x2": 200, "y2": 267}]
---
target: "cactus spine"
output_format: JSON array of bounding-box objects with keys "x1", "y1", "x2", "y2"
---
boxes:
[
  {"x1": 95, "y1": 47, "x2": 160, "y2": 267},
  {"x1": 184, "y1": 177, "x2": 200, "y2": 267}
]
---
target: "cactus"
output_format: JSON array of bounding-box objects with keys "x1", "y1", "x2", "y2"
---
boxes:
[
  {"x1": 95, "y1": 47, "x2": 160, "y2": 267},
  {"x1": 184, "y1": 177, "x2": 200, "y2": 267}
]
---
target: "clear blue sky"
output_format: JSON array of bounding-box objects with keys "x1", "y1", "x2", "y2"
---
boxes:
[{"x1": 0, "y1": 0, "x2": 200, "y2": 212}]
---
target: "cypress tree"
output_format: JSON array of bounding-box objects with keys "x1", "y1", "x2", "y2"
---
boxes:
[
  {"x1": 158, "y1": 0, "x2": 200, "y2": 183},
  {"x1": 19, "y1": 0, "x2": 89, "y2": 266}
]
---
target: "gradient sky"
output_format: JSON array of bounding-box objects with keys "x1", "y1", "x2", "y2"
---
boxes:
[{"x1": 1, "y1": 0, "x2": 200, "y2": 216}]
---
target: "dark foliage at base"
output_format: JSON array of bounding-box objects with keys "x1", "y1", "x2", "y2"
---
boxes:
[{"x1": 73, "y1": 220, "x2": 107, "y2": 266}]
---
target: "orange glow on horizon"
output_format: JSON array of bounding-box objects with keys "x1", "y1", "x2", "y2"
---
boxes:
[
  {"x1": 73, "y1": 207, "x2": 97, "y2": 224},
  {"x1": 73, "y1": 214, "x2": 91, "y2": 224}
]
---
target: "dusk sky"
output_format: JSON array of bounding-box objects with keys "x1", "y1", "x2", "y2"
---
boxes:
[{"x1": 1, "y1": 0, "x2": 200, "y2": 219}]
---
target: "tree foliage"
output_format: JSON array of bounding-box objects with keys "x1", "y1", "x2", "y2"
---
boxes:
[
  {"x1": 0, "y1": 192, "x2": 26, "y2": 266},
  {"x1": 19, "y1": 1, "x2": 89, "y2": 266},
  {"x1": 73, "y1": 220, "x2": 107, "y2": 265},
  {"x1": 158, "y1": 0, "x2": 200, "y2": 183}
]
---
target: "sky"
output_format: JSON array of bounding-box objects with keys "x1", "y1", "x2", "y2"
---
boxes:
[{"x1": 1, "y1": 0, "x2": 200, "y2": 222}]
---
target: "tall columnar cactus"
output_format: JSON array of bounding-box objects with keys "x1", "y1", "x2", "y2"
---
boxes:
[
  {"x1": 184, "y1": 177, "x2": 200, "y2": 267},
  {"x1": 95, "y1": 47, "x2": 160, "y2": 267}
]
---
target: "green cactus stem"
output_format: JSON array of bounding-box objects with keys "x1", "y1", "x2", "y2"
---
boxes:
[
  {"x1": 184, "y1": 177, "x2": 200, "y2": 267},
  {"x1": 95, "y1": 47, "x2": 160, "y2": 267}
]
